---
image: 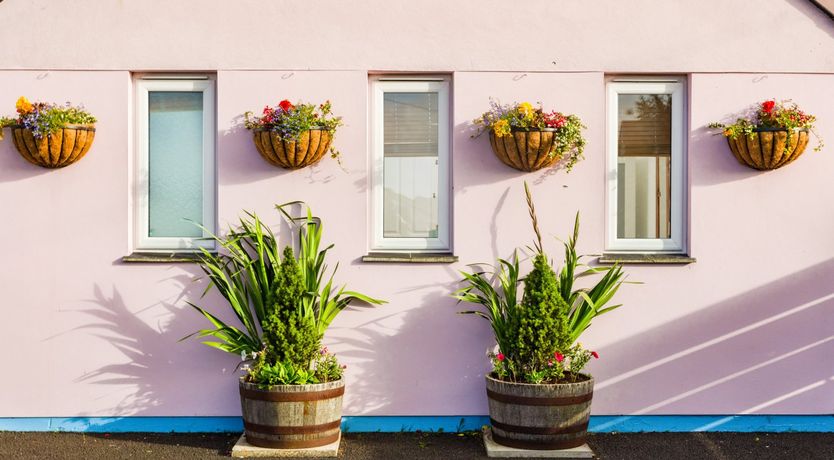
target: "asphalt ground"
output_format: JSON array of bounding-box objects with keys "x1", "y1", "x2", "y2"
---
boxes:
[{"x1": 0, "y1": 432, "x2": 832, "y2": 459}]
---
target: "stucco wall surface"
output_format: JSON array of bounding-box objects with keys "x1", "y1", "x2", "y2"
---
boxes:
[
  {"x1": 1, "y1": 69, "x2": 833, "y2": 419},
  {"x1": 0, "y1": 0, "x2": 832, "y2": 72}
]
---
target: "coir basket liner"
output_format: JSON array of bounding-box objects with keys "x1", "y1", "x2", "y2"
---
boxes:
[
  {"x1": 9, "y1": 124, "x2": 96, "y2": 168},
  {"x1": 252, "y1": 128, "x2": 333, "y2": 169},
  {"x1": 725, "y1": 128, "x2": 809, "y2": 170},
  {"x1": 488, "y1": 128, "x2": 559, "y2": 172}
]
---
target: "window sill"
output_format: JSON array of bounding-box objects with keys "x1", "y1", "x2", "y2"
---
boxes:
[
  {"x1": 121, "y1": 252, "x2": 211, "y2": 264},
  {"x1": 598, "y1": 253, "x2": 696, "y2": 265},
  {"x1": 361, "y1": 252, "x2": 459, "y2": 264}
]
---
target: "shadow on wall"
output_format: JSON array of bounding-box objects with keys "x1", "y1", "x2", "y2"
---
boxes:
[
  {"x1": 66, "y1": 280, "x2": 240, "y2": 429},
  {"x1": 0, "y1": 133, "x2": 52, "y2": 183},
  {"x1": 331, "y1": 275, "x2": 494, "y2": 425},
  {"x1": 593, "y1": 257, "x2": 834, "y2": 424},
  {"x1": 787, "y1": 0, "x2": 834, "y2": 39}
]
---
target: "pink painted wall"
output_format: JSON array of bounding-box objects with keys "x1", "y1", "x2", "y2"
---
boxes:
[
  {"x1": 0, "y1": 0, "x2": 832, "y2": 73},
  {"x1": 0, "y1": 1, "x2": 833, "y2": 420}
]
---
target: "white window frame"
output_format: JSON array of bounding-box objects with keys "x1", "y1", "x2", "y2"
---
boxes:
[
  {"x1": 370, "y1": 77, "x2": 451, "y2": 252},
  {"x1": 606, "y1": 78, "x2": 686, "y2": 253},
  {"x1": 134, "y1": 78, "x2": 216, "y2": 251}
]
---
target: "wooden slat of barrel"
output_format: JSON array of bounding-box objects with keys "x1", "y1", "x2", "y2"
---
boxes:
[
  {"x1": 240, "y1": 379, "x2": 344, "y2": 449},
  {"x1": 486, "y1": 374, "x2": 593, "y2": 450}
]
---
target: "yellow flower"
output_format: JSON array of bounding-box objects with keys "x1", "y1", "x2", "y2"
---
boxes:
[
  {"x1": 492, "y1": 119, "x2": 511, "y2": 137},
  {"x1": 15, "y1": 96, "x2": 33, "y2": 114},
  {"x1": 518, "y1": 102, "x2": 534, "y2": 120}
]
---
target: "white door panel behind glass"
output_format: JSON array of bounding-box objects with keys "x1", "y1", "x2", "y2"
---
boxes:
[{"x1": 382, "y1": 92, "x2": 439, "y2": 239}]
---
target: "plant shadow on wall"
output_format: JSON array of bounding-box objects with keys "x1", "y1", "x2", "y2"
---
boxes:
[
  {"x1": 592, "y1": 258, "x2": 834, "y2": 423},
  {"x1": 329, "y1": 279, "x2": 494, "y2": 426},
  {"x1": 64, "y1": 283, "x2": 240, "y2": 446}
]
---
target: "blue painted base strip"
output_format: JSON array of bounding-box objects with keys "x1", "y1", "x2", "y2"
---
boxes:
[{"x1": 1, "y1": 415, "x2": 833, "y2": 433}]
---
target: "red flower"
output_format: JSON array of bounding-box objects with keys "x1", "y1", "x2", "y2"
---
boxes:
[
  {"x1": 591, "y1": 351, "x2": 599, "y2": 359},
  {"x1": 279, "y1": 100, "x2": 294, "y2": 112},
  {"x1": 554, "y1": 352, "x2": 564, "y2": 363},
  {"x1": 496, "y1": 352, "x2": 505, "y2": 361},
  {"x1": 762, "y1": 100, "x2": 775, "y2": 114}
]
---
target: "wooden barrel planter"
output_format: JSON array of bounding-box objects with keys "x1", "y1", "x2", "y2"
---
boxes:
[
  {"x1": 8, "y1": 124, "x2": 96, "y2": 168},
  {"x1": 486, "y1": 374, "x2": 593, "y2": 450},
  {"x1": 239, "y1": 379, "x2": 344, "y2": 449},
  {"x1": 725, "y1": 128, "x2": 809, "y2": 171},
  {"x1": 252, "y1": 128, "x2": 333, "y2": 169},
  {"x1": 488, "y1": 128, "x2": 559, "y2": 172}
]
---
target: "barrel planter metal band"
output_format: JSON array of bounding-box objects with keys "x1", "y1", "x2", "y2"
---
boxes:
[
  {"x1": 488, "y1": 128, "x2": 559, "y2": 172},
  {"x1": 725, "y1": 128, "x2": 809, "y2": 170},
  {"x1": 239, "y1": 385, "x2": 345, "y2": 402},
  {"x1": 251, "y1": 127, "x2": 333, "y2": 169},
  {"x1": 239, "y1": 379, "x2": 344, "y2": 449},
  {"x1": 486, "y1": 374, "x2": 594, "y2": 450},
  {"x1": 9, "y1": 124, "x2": 96, "y2": 168}
]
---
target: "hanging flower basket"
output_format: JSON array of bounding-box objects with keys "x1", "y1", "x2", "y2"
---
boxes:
[
  {"x1": 725, "y1": 128, "x2": 809, "y2": 170},
  {"x1": 244, "y1": 99, "x2": 342, "y2": 169},
  {"x1": 474, "y1": 101, "x2": 586, "y2": 173},
  {"x1": 709, "y1": 99, "x2": 822, "y2": 171},
  {"x1": 1, "y1": 97, "x2": 97, "y2": 169},
  {"x1": 252, "y1": 127, "x2": 333, "y2": 169},
  {"x1": 488, "y1": 128, "x2": 560, "y2": 172},
  {"x1": 8, "y1": 124, "x2": 96, "y2": 168}
]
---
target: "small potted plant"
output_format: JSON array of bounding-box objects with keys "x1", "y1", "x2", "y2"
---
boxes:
[
  {"x1": 244, "y1": 100, "x2": 343, "y2": 169},
  {"x1": 185, "y1": 202, "x2": 384, "y2": 449},
  {"x1": 473, "y1": 101, "x2": 586, "y2": 172},
  {"x1": 708, "y1": 99, "x2": 823, "y2": 170},
  {"x1": 455, "y1": 183, "x2": 627, "y2": 450},
  {"x1": 0, "y1": 96, "x2": 97, "y2": 168}
]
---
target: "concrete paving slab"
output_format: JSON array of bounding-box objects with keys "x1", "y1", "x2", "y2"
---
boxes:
[
  {"x1": 231, "y1": 433, "x2": 340, "y2": 458},
  {"x1": 483, "y1": 428, "x2": 594, "y2": 458}
]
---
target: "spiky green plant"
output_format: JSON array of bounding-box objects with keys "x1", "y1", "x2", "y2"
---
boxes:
[{"x1": 184, "y1": 203, "x2": 385, "y2": 358}]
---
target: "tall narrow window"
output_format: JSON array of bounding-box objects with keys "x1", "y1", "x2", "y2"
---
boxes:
[
  {"x1": 607, "y1": 79, "x2": 685, "y2": 252},
  {"x1": 370, "y1": 78, "x2": 450, "y2": 251},
  {"x1": 135, "y1": 77, "x2": 215, "y2": 250}
]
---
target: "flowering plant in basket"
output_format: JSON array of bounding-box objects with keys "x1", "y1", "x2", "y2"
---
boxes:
[
  {"x1": 473, "y1": 100, "x2": 586, "y2": 171},
  {"x1": 708, "y1": 99, "x2": 823, "y2": 152},
  {"x1": 0, "y1": 96, "x2": 96, "y2": 140},
  {"x1": 244, "y1": 99, "x2": 343, "y2": 162}
]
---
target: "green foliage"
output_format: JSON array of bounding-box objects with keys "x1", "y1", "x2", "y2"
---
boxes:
[
  {"x1": 4, "y1": 97, "x2": 96, "y2": 139},
  {"x1": 248, "y1": 353, "x2": 318, "y2": 386},
  {"x1": 183, "y1": 212, "x2": 282, "y2": 355},
  {"x1": 511, "y1": 254, "x2": 572, "y2": 380},
  {"x1": 184, "y1": 202, "x2": 384, "y2": 386},
  {"x1": 454, "y1": 252, "x2": 521, "y2": 360},
  {"x1": 260, "y1": 247, "x2": 321, "y2": 368},
  {"x1": 277, "y1": 202, "x2": 386, "y2": 337},
  {"x1": 456, "y1": 182, "x2": 629, "y2": 383}
]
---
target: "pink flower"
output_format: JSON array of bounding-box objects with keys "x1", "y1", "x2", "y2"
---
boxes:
[
  {"x1": 591, "y1": 351, "x2": 599, "y2": 359},
  {"x1": 547, "y1": 360, "x2": 554, "y2": 367},
  {"x1": 496, "y1": 352, "x2": 505, "y2": 362},
  {"x1": 554, "y1": 352, "x2": 564, "y2": 363}
]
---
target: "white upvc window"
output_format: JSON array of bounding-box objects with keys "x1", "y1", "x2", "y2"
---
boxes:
[
  {"x1": 370, "y1": 77, "x2": 451, "y2": 252},
  {"x1": 606, "y1": 78, "x2": 686, "y2": 253},
  {"x1": 134, "y1": 77, "x2": 216, "y2": 251}
]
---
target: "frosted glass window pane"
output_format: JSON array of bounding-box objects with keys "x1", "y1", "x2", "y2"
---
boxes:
[
  {"x1": 383, "y1": 92, "x2": 439, "y2": 238},
  {"x1": 616, "y1": 94, "x2": 671, "y2": 239},
  {"x1": 148, "y1": 92, "x2": 204, "y2": 238}
]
